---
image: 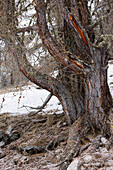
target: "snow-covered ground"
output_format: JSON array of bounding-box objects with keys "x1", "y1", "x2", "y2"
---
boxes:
[
  {"x1": 0, "y1": 84, "x2": 62, "y2": 115},
  {"x1": 0, "y1": 64, "x2": 113, "y2": 115}
]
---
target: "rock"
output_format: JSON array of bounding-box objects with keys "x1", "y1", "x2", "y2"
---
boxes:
[
  {"x1": 0, "y1": 141, "x2": 5, "y2": 148},
  {"x1": 19, "y1": 145, "x2": 45, "y2": 155},
  {"x1": 67, "y1": 158, "x2": 79, "y2": 170},
  {"x1": 0, "y1": 131, "x2": 9, "y2": 145},
  {"x1": 10, "y1": 132, "x2": 20, "y2": 142},
  {"x1": 0, "y1": 130, "x2": 10, "y2": 145},
  {"x1": 101, "y1": 137, "x2": 108, "y2": 145},
  {"x1": 2, "y1": 134, "x2": 10, "y2": 145},
  {"x1": 6, "y1": 125, "x2": 12, "y2": 136},
  {"x1": 83, "y1": 155, "x2": 92, "y2": 163},
  {"x1": 0, "y1": 131, "x2": 5, "y2": 141}
]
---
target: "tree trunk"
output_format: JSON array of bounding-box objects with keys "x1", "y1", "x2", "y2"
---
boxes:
[
  {"x1": 4, "y1": 0, "x2": 112, "y2": 138},
  {"x1": 1, "y1": 1, "x2": 113, "y2": 166},
  {"x1": 56, "y1": 56, "x2": 112, "y2": 131},
  {"x1": 54, "y1": 47, "x2": 112, "y2": 163}
]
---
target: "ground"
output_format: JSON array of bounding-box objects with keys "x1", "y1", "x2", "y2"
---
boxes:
[
  {"x1": 0, "y1": 110, "x2": 113, "y2": 170},
  {"x1": 0, "y1": 81, "x2": 113, "y2": 170},
  {"x1": 0, "y1": 112, "x2": 68, "y2": 170}
]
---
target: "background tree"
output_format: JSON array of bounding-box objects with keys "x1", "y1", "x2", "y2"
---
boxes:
[{"x1": 0, "y1": 0, "x2": 113, "y2": 165}]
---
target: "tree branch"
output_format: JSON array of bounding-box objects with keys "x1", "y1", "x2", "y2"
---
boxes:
[
  {"x1": 15, "y1": 25, "x2": 38, "y2": 34},
  {"x1": 55, "y1": 0, "x2": 93, "y2": 61},
  {"x1": 90, "y1": 9, "x2": 113, "y2": 30},
  {"x1": 0, "y1": 37, "x2": 55, "y2": 93},
  {"x1": 35, "y1": 0, "x2": 91, "y2": 75},
  {"x1": 22, "y1": 92, "x2": 53, "y2": 111},
  {"x1": 92, "y1": 0, "x2": 113, "y2": 15}
]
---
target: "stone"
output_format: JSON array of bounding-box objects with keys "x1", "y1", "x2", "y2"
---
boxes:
[
  {"x1": 10, "y1": 132, "x2": 20, "y2": 142},
  {"x1": 20, "y1": 145, "x2": 45, "y2": 155},
  {"x1": 6, "y1": 125, "x2": 12, "y2": 136},
  {"x1": 0, "y1": 141, "x2": 5, "y2": 148},
  {"x1": 67, "y1": 158, "x2": 79, "y2": 170},
  {"x1": 83, "y1": 155, "x2": 92, "y2": 163},
  {"x1": 101, "y1": 137, "x2": 108, "y2": 145},
  {"x1": 2, "y1": 134, "x2": 10, "y2": 145}
]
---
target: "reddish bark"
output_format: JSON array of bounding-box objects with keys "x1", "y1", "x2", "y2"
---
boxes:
[
  {"x1": 2, "y1": 0, "x2": 112, "y2": 145},
  {"x1": 34, "y1": 0, "x2": 112, "y2": 136}
]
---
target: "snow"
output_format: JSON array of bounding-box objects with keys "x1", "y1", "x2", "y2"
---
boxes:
[
  {"x1": 0, "y1": 64, "x2": 112, "y2": 116},
  {"x1": 0, "y1": 63, "x2": 113, "y2": 115},
  {"x1": 0, "y1": 84, "x2": 62, "y2": 115},
  {"x1": 108, "y1": 63, "x2": 113, "y2": 96},
  {"x1": 0, "y1": 1, "x2": 112, "y2": 116}
]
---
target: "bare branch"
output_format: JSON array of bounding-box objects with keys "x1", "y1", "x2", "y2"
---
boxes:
[
  {"x1": 90, "y1": 8, "x2": 113, "y2": 31},
  {"x1": 35, "y1": 0, "x2": 91, "y2": 75},
  {"x1": 15, "y1": 25, "x2": 39, "y2": 34},
  {"x1": 92, "y1": 0, "x2": 113, "y2": 15},
  {"x1": 22, "y1": 92, "x2": 53, "y2": 111},
  {"x1": 55, "y1": 0, "x2": 93, "y2": 59},
  {"x1": 0, "y1": 37, "x2": 55, "y2": 93}
]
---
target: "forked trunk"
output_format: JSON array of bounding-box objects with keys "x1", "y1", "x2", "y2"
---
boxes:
[{"x1": 57, "y1": 47, "x2": 112, "y2": 139}]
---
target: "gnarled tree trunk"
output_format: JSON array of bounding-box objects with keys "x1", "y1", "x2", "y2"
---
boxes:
[
  {"x1": 55, "y1": 45, "x2": 112, "y2": 133},
  {"x1": 34, "y1": 0, "x2": 112, "y2": 139},
  {"x1": 1, "y1": 0, "x2": 113, "y2": 166}
]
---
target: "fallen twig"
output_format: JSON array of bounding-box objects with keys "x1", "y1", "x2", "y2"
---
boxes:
[{"x1": 21, "y1": 92, "x2": 53, "y2": 111}]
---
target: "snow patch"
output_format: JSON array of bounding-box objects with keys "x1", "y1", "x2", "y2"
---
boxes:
[
  {"x1": 0, "y1": 84, "x2": 62, "y2": 115},
  {"x1": 0, "y1": 64, "x2": 112, "y2": 115}
]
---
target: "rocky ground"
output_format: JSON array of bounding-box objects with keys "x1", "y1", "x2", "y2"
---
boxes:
[
  {"x1": 0, "y1": 111, "x2": 113, "y2": 170},
  {"x1": 0, "y1": 112, "x2": 69, "y2": 170}
]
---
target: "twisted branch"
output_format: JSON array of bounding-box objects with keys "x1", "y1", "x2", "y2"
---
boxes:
[{"x1": 35, "y1": 0, "x2": 91, "y2": 75}]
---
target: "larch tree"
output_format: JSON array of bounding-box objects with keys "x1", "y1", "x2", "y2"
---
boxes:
[{"x1": 0, "y1": 0, "x2": 113, "y2": 166}]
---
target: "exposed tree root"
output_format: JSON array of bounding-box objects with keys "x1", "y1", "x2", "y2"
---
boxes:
[
  {"x1": 55, "y1": 113, "x2": 111, "y2": 169},
  {"x1": 17, "y1": 136, "x2": 68, "y2": 156},
  {"x1": 46, "y1": 136, "x2": 68, "y2": 150},
  {"x1": 53, "y1": 117, "x2": 89, "y2": 168}
]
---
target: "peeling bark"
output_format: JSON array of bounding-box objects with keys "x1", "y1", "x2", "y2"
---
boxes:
[
  {"x1": 34, "y1": 0, "x2": 112, "y2": 136},
  {"x1": 1, "y1": 0, "x2": 112, "y2": 160}
]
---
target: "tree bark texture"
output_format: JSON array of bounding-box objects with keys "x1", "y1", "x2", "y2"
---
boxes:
[
  {"x1": 1, "y1": 0, "x2": 113, "y2": 151},
  {"x1": 34, "y1": 0, "x2": 112, "y2": 137}
]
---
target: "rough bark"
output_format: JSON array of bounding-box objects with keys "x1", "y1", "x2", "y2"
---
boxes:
[
  {"x1": 1, "y1": 0, "x2": 113, "y2": 166},
  {"x1": 34, "y1": 0, "x2": 112, "y2": 135}
]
